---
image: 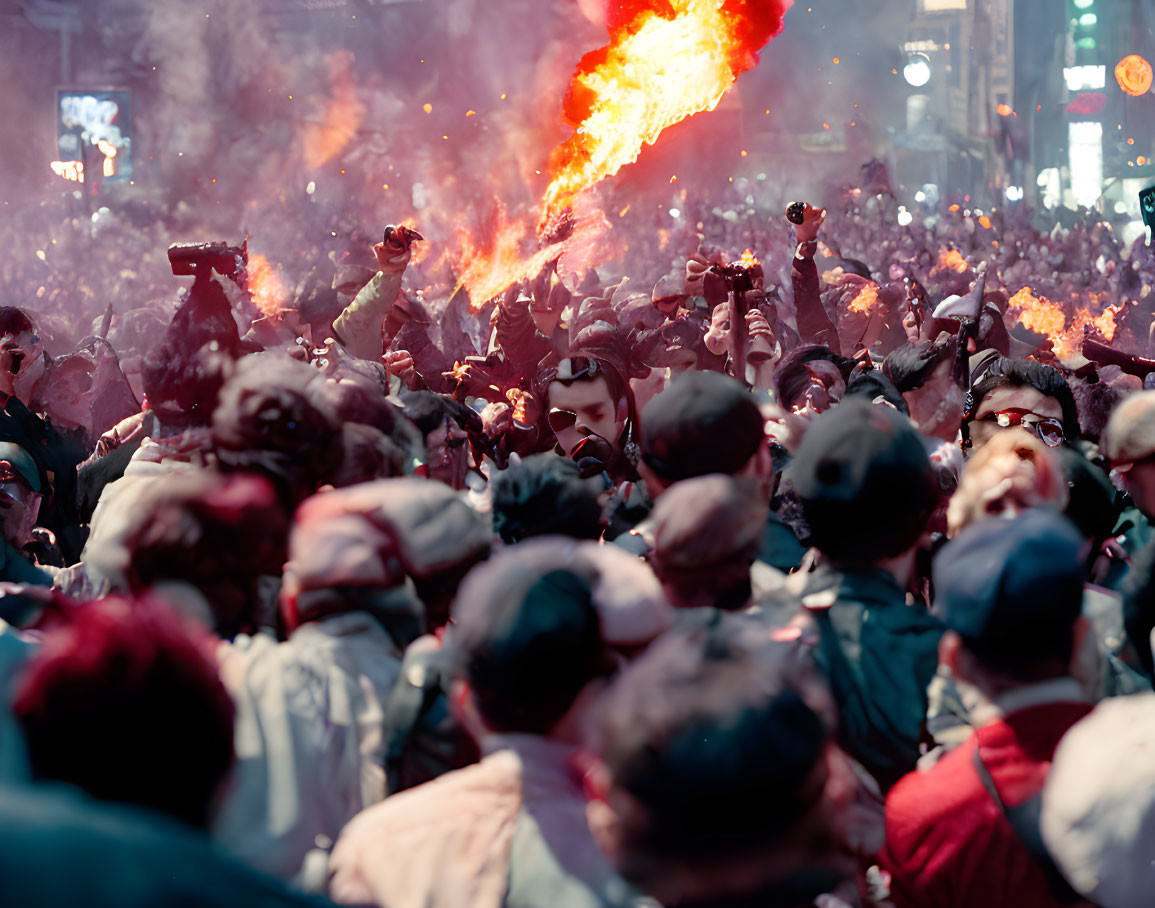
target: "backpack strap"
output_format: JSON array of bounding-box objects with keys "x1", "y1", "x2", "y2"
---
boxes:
[{"x1": 970, "y1": 744, "x2": 1083, "y2": 904}]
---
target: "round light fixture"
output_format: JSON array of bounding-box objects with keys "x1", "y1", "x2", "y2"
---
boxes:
[{"x1": 903, "y1": 54, "x2": 932, "y2": 88}]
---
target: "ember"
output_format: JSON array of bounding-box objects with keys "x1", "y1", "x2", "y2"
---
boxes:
[
  {"x1": 847, "y1": 282, "x2": 879, "y2": 313},
  {"x1": 937, "y1": 247, "x2": 969, "y2": 274},
  {"x1": 738, "y1": 249, "x2": 759, "y2": 268}
]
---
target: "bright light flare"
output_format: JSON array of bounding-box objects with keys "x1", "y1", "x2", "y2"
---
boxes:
[
  {"x1": 1007, "y1": 287, "x2": 1122, "y2": 360},
  {"x1": 540, "y1": 0, "x2": 790, "y2": 224},
  {"x1": 937, "y1": 247, "x2": 969, "y2": 273},
  {"x1": 50, "y1": 161, "x2": 84, "y2": 183},
  {"x1": 847, "y1": 282, "x2": 879, "y2": 313},
  {"x1": 738, "y1": 248, "x2": 759, "y2": 268},
  {"x1": 247, "y1": 253, "x2": 287, "y2": 319}
]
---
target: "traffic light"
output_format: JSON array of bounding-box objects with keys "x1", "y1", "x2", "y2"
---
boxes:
[{"x1": 1070, "y1": 0, "x2": 1098, "y2": 63}]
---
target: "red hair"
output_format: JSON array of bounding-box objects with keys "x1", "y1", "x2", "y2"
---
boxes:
[{"x1": 13, "y1": 595, "x2": 235, "y2": 829}]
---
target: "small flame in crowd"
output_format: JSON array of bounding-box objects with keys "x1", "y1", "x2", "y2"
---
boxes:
[
  {"x1": 453, "y1": 206, "x2": 562, "y2": 309},
  {"x1": 247, "y1": 253, "x2": 287, "y2": 319},
  {"x1": 540, "y1": 0, "x2": 791, "y2": 225},
  {"x1": 1007, "y1": 286, "x2": 1122, "y2": 360},
  {"x1": 50, "y1": 161, "x2": 84, "y2": 183},
  {"x1": 847, "y1": 281, "x2": 879, "y2": 313},
  {"x1": 739, "y1": 248, "x2": 759, "y2": 268},
  {"x1": 937, "y1": 247, "x2": 969, "y2": 274}
]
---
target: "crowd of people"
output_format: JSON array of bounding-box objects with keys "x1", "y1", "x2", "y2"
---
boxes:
[{"x1": 3, "y1": 163, "x2": 1155, "y2": 907}]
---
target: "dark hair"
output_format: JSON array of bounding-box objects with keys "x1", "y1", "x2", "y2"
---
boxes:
[
  {"x1": 13, "y1": 596, "x2": 235, "y2": 829},
  {"x1": 458, "y1": 568, "x2": 605, "y2": 735},
  {"x1": 883, "y1": 338, "x2": 956, "y2": 394},
  {"x1": 211, "y1": 353, "x2": 343, "y2": 501},
  {"x1": 399, "y1": 390, "x2": 482, "y2": 438},
  {"x1": 491, "y1": 454, "x2": 604, "y2": 545},
  {"x1": 123, "y1": 471, "x2": 289, "y2": 638},
  {"x1": 593, "y1": 623, "x2": 831, "y2": 874},
  {"x1": 773, "y1": 345, "x2": 854, "y2": 409},
  {"x1": 967, "y1": 356, "x2": 1079, "y2": 442},
  {"x1": 0, "y1": 306, "x2": 36, "y2": 338},
  {"x1": 844, "y1": 370, "x2": 910, "y2": 416}
]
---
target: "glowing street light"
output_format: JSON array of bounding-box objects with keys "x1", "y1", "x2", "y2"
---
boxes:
[{"x1": 903, "y1": 53, "x2": 932, "y2": 88}]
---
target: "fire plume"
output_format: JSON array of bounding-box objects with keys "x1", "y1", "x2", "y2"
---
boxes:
[
  {"x1": 247, "y1": 253, "x2": 287, "y2": 319},
  {"x1": 847, "y1": 281, "x2": 879, "y2": 313},
  {"x1": 303, "y1": 52, "x2": 365, "y2": 169},
  {"x1": 1007, "y1": 286, "x2": 1122, "y2": 360},
  {"x1": 540, "y1": 0, "x2": 791, "y2": 224}
]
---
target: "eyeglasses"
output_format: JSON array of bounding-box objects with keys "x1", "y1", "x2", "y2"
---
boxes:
[{"x1": 975, "y1": 408, "x2": 1064, "y2": 447}]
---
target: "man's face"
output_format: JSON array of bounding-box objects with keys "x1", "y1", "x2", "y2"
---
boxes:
[
  {"x1": 423, "y1": 418, "x2": 469, "y2": 489},
  {"x1": 0, "y1": 460, "x2": 40, "y2": 548},
  {"x1": 968, "y1": 384, "x2": 1065, "y2": 453},
  {"x1": 548, "y1": 376, "x2": 623, "y2": 457},
  {"x1": 793, "y1": 360, "x2": 845, "y2": 413}
]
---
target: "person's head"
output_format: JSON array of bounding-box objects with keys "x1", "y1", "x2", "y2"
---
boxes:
[
  {"x1": 122, "y1": 470, "x2": 289, "y2": 639},
  {"x1": 1102, "y1": 390, "x2": 1155, "y2": 518},
  {"x1": 0, "y1": 442, "x2": 42, "y2": 549},
  {"x1": 946, "y1": 429, "x2": 1068, "y2": 536},
  {"x1": 282, "y1": 477, "x2": 491, "y2": 634},
  {"x1": 843, "y1": 370, "x2": 910, "y2": 416},
  {"x1": 883, "y1": 338, "x2": 964, "y2": 441},
  {"x1": 788, "y1": 399, "x2": 938, "y2": 566},
  {"x1": 490, "y1": 454, "x2": 606, "y2": 545},
  {"x1": 773, "y1": 345, "x2": 854, "y2": 413},
  {"x1": 0, "y1": 306, "x2": 43, "y2": 400},
  {"x1": 38, "y1": 354, "x2": 96, "y2": 433},
  {"x1": 650, "y1": 474, "x2": 768, "y2": 611},
  {"x1": 639, "y1": 370, "x2": 770, "y2": 501},
  {"x1": 544, "y1": 354, "x2": 635, "y2": 461},
  {"x1": 211, "y1": 353, "x2": 343, "y2": 503},
  {"x1": 12, "y1": 595, "x2": 235, "y2": 829},
  {"x1": 398, "y1": 390, "x2": 480, "y2": 489},
  {"x1": 934, "y1": 509, "x2": 1087, "y2": 692},
  {"x1": 590, "y1": 620, "x2": 881, "y2": 906},
  {"x1": 963, "y1": 355, "x2": 1078, "y2": 455},
  {"x1": 449, "y1": 550, "x2": 613, "y2": 742}
]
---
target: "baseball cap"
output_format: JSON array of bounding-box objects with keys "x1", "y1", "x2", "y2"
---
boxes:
[
  {"x1": 1103, "y1": 390, "x2": 1155, "y2": 467},
  {"x1": 641, "y1": 371, "x2": 764, "y2": 482},
  {"x1": 0, "y1": 443, "x2": 41, "y2": 493},
  {"x1": 650, "y1": 474, "x2": 767, "y2": 572},
  {"x1": 933, "y1": 509, "x2": 1085, "y2": 665},
  {"x1": 786, "y1": 399, "x2": 936, "y2": 561}
]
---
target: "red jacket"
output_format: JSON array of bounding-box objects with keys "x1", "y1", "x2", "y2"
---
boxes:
[{"x1": 877, "y1": 695, "x2": 1093, "y2": 908}]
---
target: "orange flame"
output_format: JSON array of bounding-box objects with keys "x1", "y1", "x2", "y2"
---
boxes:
[
  {"x1": 847, "y1": 282, "x2": 879, "y2": 313},
  {"x1": 937, "y1": 247, "x2": 969, "y2": 274},
  {"x1": 247, "y1": 254, "x2": 287, "y2": 319},
  {"x1": 739, "y1": 248, "x2": 759, "y2": 268},
  {"x1": 303, "y1": 52, "x2": 365, "y2": 169},
  {"x1": 1007, "y1": 286, "x2": 1122, "y2": 359},
  {"x1": 540, "y1": 0, "x2": 790, "y2": 224}
]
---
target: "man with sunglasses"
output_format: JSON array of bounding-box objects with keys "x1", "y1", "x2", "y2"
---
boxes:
[
  {"x1": 543, "y1": 354, "x2": 639, "y2": 484},
  {"x1": 962, "y1": 356, "x2": 1078, "y2": 456}
]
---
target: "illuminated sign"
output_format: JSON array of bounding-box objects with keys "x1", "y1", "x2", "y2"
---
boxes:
[
  {"x1": 1064, "y1": 65, "x2": 1106, "y2": 91},
  {"x1": 56, "y1": 89, "x2": 132, "y2": 182}
]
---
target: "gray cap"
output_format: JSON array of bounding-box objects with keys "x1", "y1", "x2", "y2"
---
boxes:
[{"x1": 1103, "y1": 391, "x2": 1155, "y2": 466}]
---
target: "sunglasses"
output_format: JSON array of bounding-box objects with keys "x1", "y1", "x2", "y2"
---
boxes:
[
  {"x1": 975, "y1": 408, "x2": 1064, "y2": 447},
  {"x1": 552, "y1": 356, "x2": 600, "y2": 385}
]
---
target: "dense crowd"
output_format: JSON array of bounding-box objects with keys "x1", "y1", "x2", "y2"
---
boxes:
[{"x1": 2, "y1": 164, "x2": 1155, "y2": 907}]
